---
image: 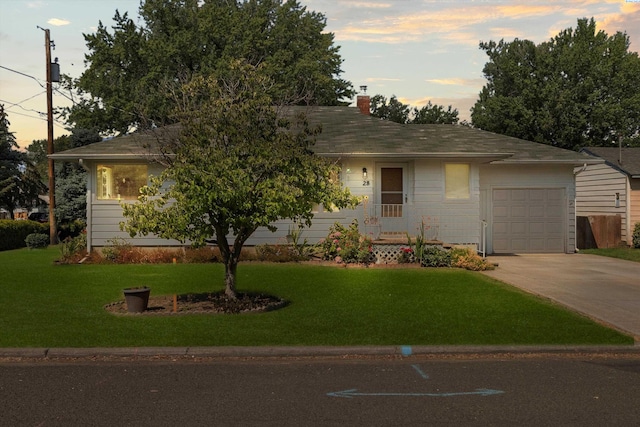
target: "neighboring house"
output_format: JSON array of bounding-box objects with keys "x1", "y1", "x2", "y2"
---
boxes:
[
  {"x1": 50, "y1": 97, "x2": 600, "y2": 254},
  {"x1": 576, "y1": 147, "x2": 640, "y2": 245}
]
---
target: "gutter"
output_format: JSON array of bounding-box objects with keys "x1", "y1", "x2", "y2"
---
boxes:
[
  {"x1": 491, "y1": 158, "x2": 605, "y2": 166},
  {"x1": 317, "y1": 152, "x2": 514, "y2": 160},
  {"x1": 49, "y1": 153, "x2": 169, "y2": 161}
]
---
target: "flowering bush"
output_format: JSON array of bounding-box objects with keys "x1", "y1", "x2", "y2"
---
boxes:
[
  {"x1": 397, "y1": 247, "x2": 415, "y2": 263},
  {"x1": 403, "y1": 219, "x2": 428, "y2": 264},
  {"x1": 319, "y1": 220, "x2": 373, "y2": 264},
  {"x1": 450, "y1": 247, "x2": 494, "y2": 271}
]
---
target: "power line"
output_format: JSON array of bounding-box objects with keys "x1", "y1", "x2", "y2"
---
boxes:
[
  {"x1": 14, "y1": 91, "x2": 47, "y2": 106},
  {"x1": 3, "y1": 109, "x2": 46, "y2": 121},
  {"x1": 53, "y1": 86, "x2": 77, "y2": 104},
  {"x1": 0, "y1": 65, "x2": 46, "y2": 89},
  {"x1": 1, "y1": 103, "x2": 68, "y2": 133},
  {"x1": 0, "y1": 93, "x2": 47, "y2": 115}
]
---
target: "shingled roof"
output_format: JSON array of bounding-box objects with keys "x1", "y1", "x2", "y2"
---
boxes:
[
  {"x1": 51, "y1": 106, "x2": 598, "y2": 165},
  {"x1": 580, "y1": 147, "x2": 640, "y2": 177}
]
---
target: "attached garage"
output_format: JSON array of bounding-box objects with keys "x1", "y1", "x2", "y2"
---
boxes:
[{"x1": 492, "y1": 188, "x2": 566, "y2": 253}]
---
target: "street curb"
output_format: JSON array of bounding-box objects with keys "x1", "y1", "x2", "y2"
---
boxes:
[{"x1": 1, "y1": 345, "x2": 639, "y2": 359}]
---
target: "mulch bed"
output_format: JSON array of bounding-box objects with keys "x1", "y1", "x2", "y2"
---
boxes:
[{"x1": 105, "y1": 291, "x2": 288, "y2": 315}]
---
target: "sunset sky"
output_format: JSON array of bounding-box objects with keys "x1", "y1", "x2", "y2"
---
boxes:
[{"x1": 1, "y1": 0, "x2": 638, "y2": 149}]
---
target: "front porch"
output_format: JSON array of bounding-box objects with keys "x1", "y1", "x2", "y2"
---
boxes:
[{"x1": 361, "y1": 203, "x2": 483, "y2": 254}]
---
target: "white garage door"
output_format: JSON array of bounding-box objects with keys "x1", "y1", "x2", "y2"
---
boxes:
[{"x1": 492, "y1": 188, "x2": 565, "y2": 253}]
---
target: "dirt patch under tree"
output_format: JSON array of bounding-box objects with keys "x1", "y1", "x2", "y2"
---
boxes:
[{"x1": 105, "y1": 291, "x2": 288, "y2": 315}]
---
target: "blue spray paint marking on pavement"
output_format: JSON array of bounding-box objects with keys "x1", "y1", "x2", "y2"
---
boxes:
[
  {"x1": 411, "y1": 364, "x2": 429, "y2": 380},
  {"x1": 327, "y1": 388, "x2": 504, "y2": 398},
  {"x1": 400, "y1": 346, "x2": 412, "y2": 356}
]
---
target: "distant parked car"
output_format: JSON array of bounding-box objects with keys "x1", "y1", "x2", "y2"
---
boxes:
[{"x1": 28, "y1": 212, "x2": 48, "y2": 223}]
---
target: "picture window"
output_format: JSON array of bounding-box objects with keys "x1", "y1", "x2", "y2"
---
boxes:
[{"x1": 97, "y1": 164, "x2": 148, "y2": 200}]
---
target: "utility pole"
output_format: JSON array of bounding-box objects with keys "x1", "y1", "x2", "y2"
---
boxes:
[{"x1": 39, "y1": 27, "x2": 57, "y2": 245}]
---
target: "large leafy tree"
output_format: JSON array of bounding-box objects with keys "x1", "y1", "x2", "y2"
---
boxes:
[
  {"x1": 120, "y1": 62, "x2": 356, "y2": 298},
  {"x1": 370, "y1": 95, "x2": 459, "y2": 124},
  {"x1": 65, "y1": 0, "x2": 353, "y2": 136},
  {"x1": 471, "y1": 18, "x2": 640, "y2": 149}
]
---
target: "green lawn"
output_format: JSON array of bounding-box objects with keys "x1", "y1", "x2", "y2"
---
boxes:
[
  {"x1": 0, "y1": 247, "x2": 632, "y2": 347},
  {"x1": 580, "y1": 247, "x2": 640, "y2": 263}
]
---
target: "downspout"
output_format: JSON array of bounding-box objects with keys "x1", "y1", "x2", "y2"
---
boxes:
[{"x1": 79, "y1": 159, "x2": 92, "y2": 254}]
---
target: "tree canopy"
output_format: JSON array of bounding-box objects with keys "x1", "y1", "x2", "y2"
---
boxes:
[
  {"x1": 471, "y1": 18, "x2": 640, "y2": 149},
  {"x1": 120, "y1": 62, "x2": 357, "y2": 298},
  {"x1": 369, "y1": 95, "x2": 459, "y2": 124},
  {"x1": 65, "y1": 0, "x2": 354, "y2": 136}
]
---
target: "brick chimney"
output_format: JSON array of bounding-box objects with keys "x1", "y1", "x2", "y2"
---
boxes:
[{"x1": 357, "y1": 95, "x2": 370, "y2": 116}]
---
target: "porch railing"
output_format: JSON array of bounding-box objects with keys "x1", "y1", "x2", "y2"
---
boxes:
[{"x1": 365, "y1": 204, "x2": 405, "y2": 238}]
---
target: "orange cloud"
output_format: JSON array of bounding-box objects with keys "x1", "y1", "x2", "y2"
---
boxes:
[
  {"x1": 426, "y1": 78, "x2": 486, "y2": 87},
  {"x1": 330, "y1": 1, "x2": 634, "y2": 47},
  {"x1": 334, "y1": 4, "x2": 559, "y2": 45}
]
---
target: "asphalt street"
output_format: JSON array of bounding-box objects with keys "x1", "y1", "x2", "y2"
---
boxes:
[{"x1": 2, "y1": 354, "x2": 640, "y2": 426}]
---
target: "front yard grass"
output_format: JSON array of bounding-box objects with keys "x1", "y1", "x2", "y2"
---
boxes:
[
  {"x1": 0, "y1": 247, "x2": 632, "y2": 347},
  {"x1": 580, "y1": 247, "x2": 640, "y2": 263}
]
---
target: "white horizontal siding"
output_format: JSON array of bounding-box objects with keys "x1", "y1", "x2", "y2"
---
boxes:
[
  {"x1": 411, "y1": 159, "x2": 480, "y2": 245},
  {"x1": 91, "y1": 200, "x2": 359, "y2": 247},
  {"x1": 245, "y1": 210, "x2": 357, "y2": 245}
]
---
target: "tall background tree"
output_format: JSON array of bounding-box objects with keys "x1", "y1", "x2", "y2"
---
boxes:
[
  {"x1": 121, "y1": 62, "x2": 356, "y2": 298},
  {"x1": 412, "y1": 101, "x2": 459, "y2": 124},
  {"x1": 64, "y1": 0, "x2": 354, "y2": 136},
  {"x1": 28, "y1": 129, "x2": 101, "y2": 237},
  {"x1": 370, "y1": 95, "x2": 459, "y2": 124},
  {"x1": 0, "y1": 104, "x2": 22, "y2": 218},
  {"x1": 0, "y1": 104, "x2": 45, "y2": 219},
  {"x1": 471, "y1": 18, "x2": 640, "y2": 150}
]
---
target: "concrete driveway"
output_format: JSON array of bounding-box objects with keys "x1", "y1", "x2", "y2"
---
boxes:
[{"x1": 481, "y1": 254, "x2": 640, "y2": 340}]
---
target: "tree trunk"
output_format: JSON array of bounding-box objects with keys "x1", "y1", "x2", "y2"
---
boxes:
[
  {"x1": 214, "y1": 225, "x2": 255, "y2": 301},
  {"x1": 224, "y1": 256, "x2": 238, "y2": 300}
]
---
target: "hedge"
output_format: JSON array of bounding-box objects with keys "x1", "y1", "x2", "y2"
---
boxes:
[{"x1": 0, "y1": 220, "x2": 49, "y2": 251}]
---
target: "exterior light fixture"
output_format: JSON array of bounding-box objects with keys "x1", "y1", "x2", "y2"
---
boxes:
[{"x1": 362, "y1": 167, "x2": 370, "y2": 186}]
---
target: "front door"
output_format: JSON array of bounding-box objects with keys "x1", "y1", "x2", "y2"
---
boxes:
[
  {"x1": 381, "y1": 167, "x2": 404, "y2": 217},
  {"x1": 378, "y1": 165, "x2": 407, "y2": 235}
]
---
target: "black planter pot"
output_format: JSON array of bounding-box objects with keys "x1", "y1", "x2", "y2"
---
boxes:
[{"x1": 123, "y1": 287, "x2": 151, "y2": 313}]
